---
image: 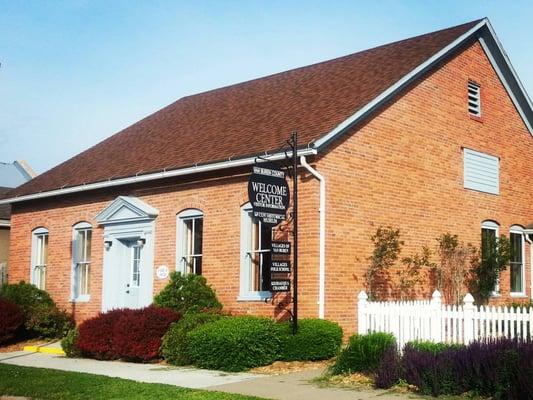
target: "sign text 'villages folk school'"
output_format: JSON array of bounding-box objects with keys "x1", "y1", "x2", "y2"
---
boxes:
[
  {"x1": 270, "y1": 260, "x2": 291, "y2": 273},
  {"x1": 247, "y1": 163, "x2": 290, "y2": 227}
]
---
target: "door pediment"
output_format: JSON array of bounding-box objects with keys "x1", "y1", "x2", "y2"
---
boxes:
[{"x1": 96, "y1": 196, "x2": 159, "y2": 225}]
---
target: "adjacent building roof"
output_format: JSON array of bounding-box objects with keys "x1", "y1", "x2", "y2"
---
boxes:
[
  {"x1": 0, "y1": 162, "x2": 35, "y2": 222},
  {"x1": 2, "y1": 18, "x2": 532, "y2": 204},
  {"x1": 0, "y1": 161, "x2": 36, "y2": 188}
]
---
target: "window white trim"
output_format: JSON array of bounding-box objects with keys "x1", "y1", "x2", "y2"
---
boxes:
[
  {"x1": 238, "y1": 203, "x2": 271, "y2": 301},
  {"x1": 510, "y1": 225, "x2": 526, "y2": 297},
  {"x1": 30, "y1": 227, "x2": 49, "y2": 290},
  {"x1": 176, "y1": 209, "x2": 204, "y2": 274},
  {"x1": 481, "y1": 221, "x2": 500, "y2": 296},
  {"x1": 482, "y1": 220, "x2": 499, "y2": 230},
  {"x1": 71, "y1": 222, "x2": 92, "y2": 302}
]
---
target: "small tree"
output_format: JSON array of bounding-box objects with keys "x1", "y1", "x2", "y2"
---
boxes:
[
  {"x1": 396, "y1": 246, "x2": 436, "y2": 300},
  {"x1": 469, "y1": 234, "x2": 511, "y2": 304},
  {"x1": 435, "y1": 233, "x2": 475, "y2": 304},
  {"x1": 366, "y1": 227, "x2": 403, "y2": 300}
]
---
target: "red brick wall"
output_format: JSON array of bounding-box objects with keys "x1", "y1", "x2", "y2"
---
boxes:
[
  {"x1": 316, "y1": 40, "x2": 533, "y2": 334},
  {"x1": 7, "y1": 39, "x2": 533, "y2": 337},
  {"x1": 8, "y1": 172, "x2": 320, "y2": 324}
]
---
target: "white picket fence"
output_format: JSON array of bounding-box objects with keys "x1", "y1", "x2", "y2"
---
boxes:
[
  {"x1": 357, "y1": 290, "x2": 533, "y2": 350},
  {"x1": 0, "y1": 262, "x2": 7, "y2": 286}
]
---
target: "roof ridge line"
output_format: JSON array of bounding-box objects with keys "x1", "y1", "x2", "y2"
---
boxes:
[{"x1": 178, "y1": 18, "x2": 486, "y2": 102}]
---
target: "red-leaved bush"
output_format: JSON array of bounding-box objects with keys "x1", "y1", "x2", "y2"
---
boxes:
[
  {"x1": 76, "y1": 306, "x2": 179, "y2": 362},
  {"x1": 0, "y1": 297, "x2": 25, "y2": 343}
]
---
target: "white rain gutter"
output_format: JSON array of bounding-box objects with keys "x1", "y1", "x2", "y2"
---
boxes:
[
  {"x1": 0, "y1": 219, "x2": 10, "y2": 228},
  {"x1": 0, "y1": 148, "x2": 317, "y2": 205},
  {"x1": 300, "y1": 155, "x2": 326, "y2": 319},
  {"x1": 525, "y1": 230, "x2": 533, "y2": 300}
]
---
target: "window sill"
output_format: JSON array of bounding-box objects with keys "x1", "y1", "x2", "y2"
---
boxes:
[
  {"x1": 510, "y1": 293, "x2": 527, "y2": 298},
  {"x1": 468, "y1": 114, "x2": 483, "y2": 123},
  {"x1": 237, "y1": 292, "x2": 271, "y2": 302},
  {"x1": 490, "y1": 292, "x2": 501, "y2": 298},
  {"x1": 70, "y1": 295, "x2": 91, "y2": 303}
]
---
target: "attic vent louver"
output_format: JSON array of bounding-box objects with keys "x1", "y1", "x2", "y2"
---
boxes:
[{"x1": 468, "y1": 81, "x2": 481, "y2": 116}]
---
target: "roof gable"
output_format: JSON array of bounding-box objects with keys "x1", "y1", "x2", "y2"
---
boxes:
[{"x1": 2, "y1": 18, "x2": 532, "y2": 204}]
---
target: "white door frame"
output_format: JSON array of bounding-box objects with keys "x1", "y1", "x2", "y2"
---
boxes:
[{"x1": 96, "y1": 196, "x2": 158, "y2": 312}]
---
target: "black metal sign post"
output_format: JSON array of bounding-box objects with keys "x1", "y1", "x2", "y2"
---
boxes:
[
  {"x1": 247, "y1": 132, "x2": 299, "y2": 335},
  {"x1": 290, "y1": 131, "x2": 298, "y2": 335}
]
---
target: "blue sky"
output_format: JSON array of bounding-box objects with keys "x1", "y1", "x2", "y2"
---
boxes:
[{"x1": 1, "y1": 1, "x2": 532, "y2": 174}]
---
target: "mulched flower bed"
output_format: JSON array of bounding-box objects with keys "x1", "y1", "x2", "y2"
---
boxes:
[{"x1": 250, "y1": 360, "x2": 332, "y2": 375}]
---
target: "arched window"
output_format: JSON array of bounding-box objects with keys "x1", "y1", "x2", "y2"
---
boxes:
[
  {"x1": 239, "y1": 203, "x2": 271, "y2": 300},
  {"x1": 510, "y1": 225, "x2": 525, "y2": 296},
  {"x1": 72, "y1": 222, "x2": 92, "y2": 301},
  {"x1": 481, "y1": 220, "x2": 500, "y2": 294},
  {"x1": 176, "y1": 209, "x2": 203, "y2": 275},
  {"x1": 31, "y1": 227, "x2": 49, "y2": 290}
]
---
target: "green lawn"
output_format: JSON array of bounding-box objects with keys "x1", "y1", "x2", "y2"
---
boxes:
[{"x1": 0, "y1": 363, "x2": 267, "y2": 400}]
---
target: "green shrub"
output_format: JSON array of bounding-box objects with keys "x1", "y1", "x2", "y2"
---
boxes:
[
  {"x1": 331, "y1": 332, "x2": 396, "y2": 375},
  {"x1": 277, "y1": 319, "x2": 343, "y2": 361},
  {"x1": 0, "y1": 282, "x2": 73, "y2": 338},
  {"x1": 61, "y1": 328, "x2": 82, "y2": 358},
  {"x1": 153, "y1": 272, "x2": 222, "y2": 315},
  {"x1": 187, "y1": 316, "x2": 280, "y2": 372},
  {"x1": 407, "y1": 340, "x2": 464, "y2": 355},
  {"x1": 161, "y1": 312, "x2": 223, "y2": 366},
  {"x1": 0, "y1": 282, "x2": 54, "y2": 314},
  {"x1": 27, "y1": 304, "x2": 74, "y2": 338}
]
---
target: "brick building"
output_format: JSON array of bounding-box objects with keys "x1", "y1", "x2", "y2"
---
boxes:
[{"x1": 1, "y1": 18, "x2": 532, "y2": 334}]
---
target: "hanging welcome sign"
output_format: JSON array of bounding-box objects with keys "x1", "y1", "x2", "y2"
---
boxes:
[{"x1": 247, "y1": 162, "x2": 290, "y2": 227}]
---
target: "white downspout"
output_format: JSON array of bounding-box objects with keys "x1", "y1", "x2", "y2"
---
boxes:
[
  {"x1": 300, "y1": 156, "x2": 326, "y2": 319},
  {"x1": 525, "y1": 231, "x2": 533, "y2": 300}
]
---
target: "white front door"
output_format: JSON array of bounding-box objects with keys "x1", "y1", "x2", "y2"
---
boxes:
[
  {"x1": 102, "y1": 233, "x2": 154, "y2": 311},
  {"x1": 123, "y1": 242, "x2": 142, "y2": 308}
]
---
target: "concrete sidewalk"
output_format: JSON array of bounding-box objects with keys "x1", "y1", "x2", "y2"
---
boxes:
[
  {"x1": 0, "y1": 351, "x2": 412, "y2": 400},
  {"x1": 0, "y1": 351, "x2": 259, "y2": 389},
  {"x1": 211, "y1": 369, "x2": 411, "y2": 400}
]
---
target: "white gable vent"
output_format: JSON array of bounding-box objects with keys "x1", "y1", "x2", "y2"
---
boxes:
[
  {"x1": 463, "y1": 148, "x2": 499, "y2": 195},
  {"x1": 468, "y1": 81, "x2": 481, "y2": 116}
]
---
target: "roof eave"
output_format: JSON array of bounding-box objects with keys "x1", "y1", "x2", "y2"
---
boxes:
[{"x1": 0, "y1": 147, "x2": 317, "y2": 205}]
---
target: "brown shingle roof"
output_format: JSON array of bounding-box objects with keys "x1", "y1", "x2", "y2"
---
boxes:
[{"x1": 10, "y1": 19, "x2": 481, "y2": 198}]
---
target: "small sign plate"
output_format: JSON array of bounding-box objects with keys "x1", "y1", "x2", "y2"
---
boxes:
[
  {"x1": 271, "y1": 241, "x2": 291, "y2": 255},
  {"x1": 156, "y1": 265, "x2": 169, "y2": 280},
  {"x1": 270, "y1": 279, "x2": 291, "y2": 292},
  {"x1": 270, "y1": 260, "x2": 291, "y2": 274}
]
